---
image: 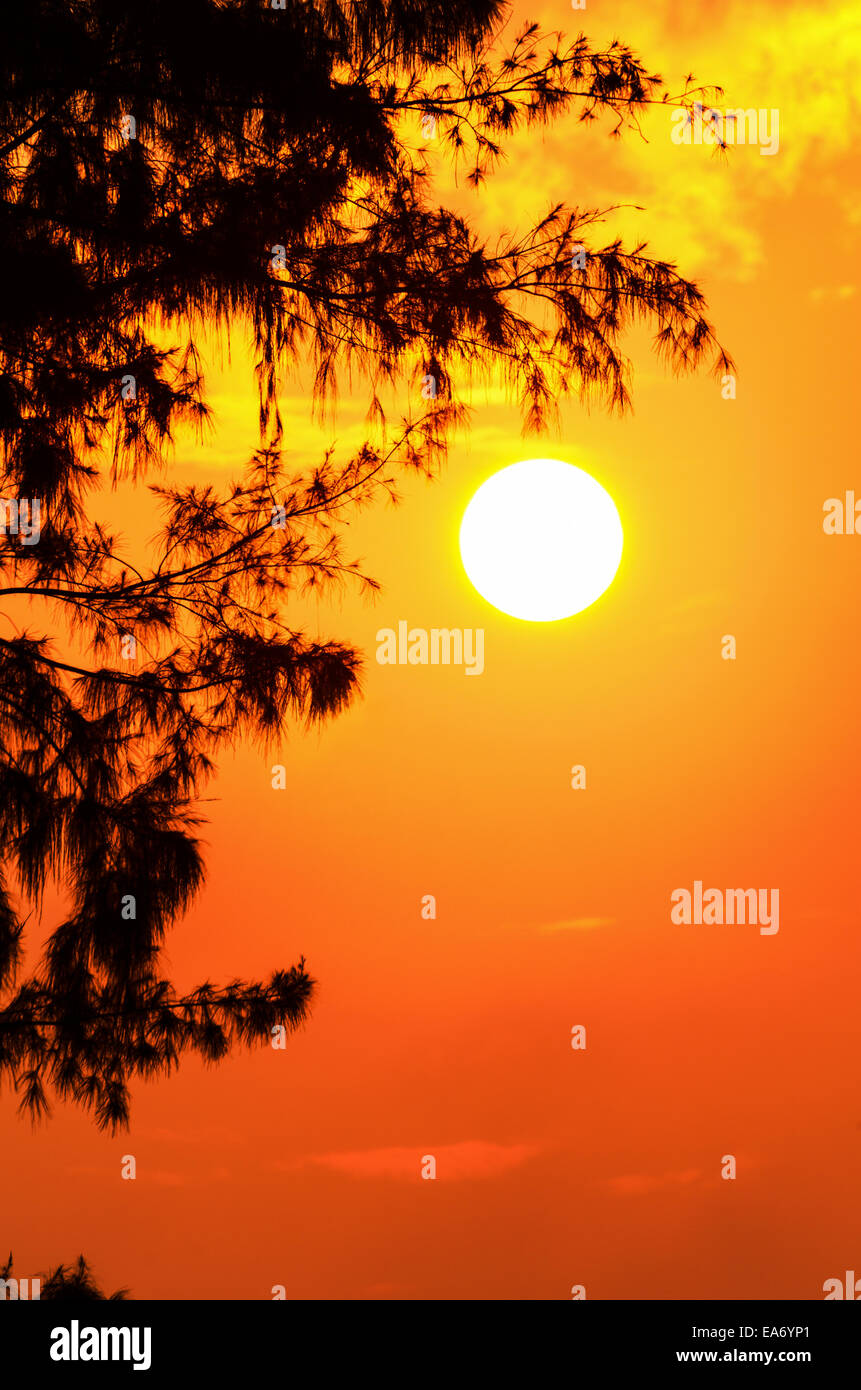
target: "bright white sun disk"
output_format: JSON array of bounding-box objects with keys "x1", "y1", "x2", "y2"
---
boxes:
[{"x1": 459, "y1": 458, "x2": 623, "y2": 621}]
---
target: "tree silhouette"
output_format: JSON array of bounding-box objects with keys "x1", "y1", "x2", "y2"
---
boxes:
[
  {"x1": 2, "y1": 1251, "x2": 128, "y2": 1299},
  {"x1": 0, "y1": 1, "x2": 731, "y2": 1130}
]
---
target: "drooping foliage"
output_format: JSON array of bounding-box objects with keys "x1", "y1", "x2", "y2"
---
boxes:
[{"x1": 0, "y1": 1, "x2": 729, "y2": 1128}]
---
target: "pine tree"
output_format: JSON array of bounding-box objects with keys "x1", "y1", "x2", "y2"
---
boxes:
[
  {"x1": 0, "y1": 1, "x2": 731, "y2": 1129},
  {"x1": 2, "y1": 1251, "x2": 128, "y2": 1300}
]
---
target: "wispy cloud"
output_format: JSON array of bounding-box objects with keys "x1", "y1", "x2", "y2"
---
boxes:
[
  {"x1": 607, "y1": 1169, "x2": 702, "y2": 1196},
  {"x1": 136, "y1": 1125, "x2": 246, "y2": 1147},
  {"x1": 146, "y1": 1169, "x2": 189, "y2": 1188},
  {"x1": 809, "y1": 285, "x2": 856, "y2": 305},
  {"x1": 539, "y1": 916, "x2": 616, "y2": 933},
  {"x1": 288, "y1": 1140, "x2": 541, "y2": 1181}
]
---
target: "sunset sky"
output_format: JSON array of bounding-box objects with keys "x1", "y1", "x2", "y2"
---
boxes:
[{"x1": 3, "y1": 0, "x2": 860, "y2": 1300}]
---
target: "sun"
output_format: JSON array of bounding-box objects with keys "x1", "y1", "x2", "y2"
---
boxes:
[{"x1": 459, "y1": 458, "x2": 623, "y2": 622}]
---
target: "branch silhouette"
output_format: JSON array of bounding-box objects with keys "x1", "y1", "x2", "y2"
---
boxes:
[
  {"x1": 2, "y1": 1251, "x2": 128, "y2": 1300},
  {"x1": 0, "y1": 0, "x2": 731, "y2": 1130}
]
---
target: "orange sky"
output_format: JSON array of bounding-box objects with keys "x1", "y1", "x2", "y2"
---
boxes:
[{"x1": 3, "y1": 0, "x2": 860, "y2": 1300}]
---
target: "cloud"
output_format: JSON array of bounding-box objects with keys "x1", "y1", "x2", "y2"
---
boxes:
[
  {"x1": 144, "y1": 1166, "x2": 233, "y2": 1186},
  {"x1": 607, "y1": 1168, "x2": 702, "y2": 1196},
  {"x1": 539, "y1": 916, "x2": 616, "y2": 933},
  {"x1": 137, "y1": 1125, "x2": 245, "y2": 1146},
  {"x1": 292, "y1": 1140, "x2": 540, "y2": 1181},
  {"x1": 146, "y1": 1169, "x2": 189, "y2": 1188},
  {"x1": 465, "y1": 0, "x2": 861, "y2": 283},
  {"x1": 65, "y1": 1161, "x2": 187, "y2": 1186},
  {"x1": 809, "y1": 285, "x2": 856, "y2": 305}
]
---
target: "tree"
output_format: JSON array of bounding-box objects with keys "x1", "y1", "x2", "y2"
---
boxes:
[
  {"x1": 0, "y1": 0, "x2": 730, "y2": 1130},
  {"x1": 2, "y1": 1251, "x2": 128, "y2": 1299}
]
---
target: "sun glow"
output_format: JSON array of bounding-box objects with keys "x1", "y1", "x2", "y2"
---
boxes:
[{"x1": 459, "y1": 458, "x2": 624, "y2": 622}]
